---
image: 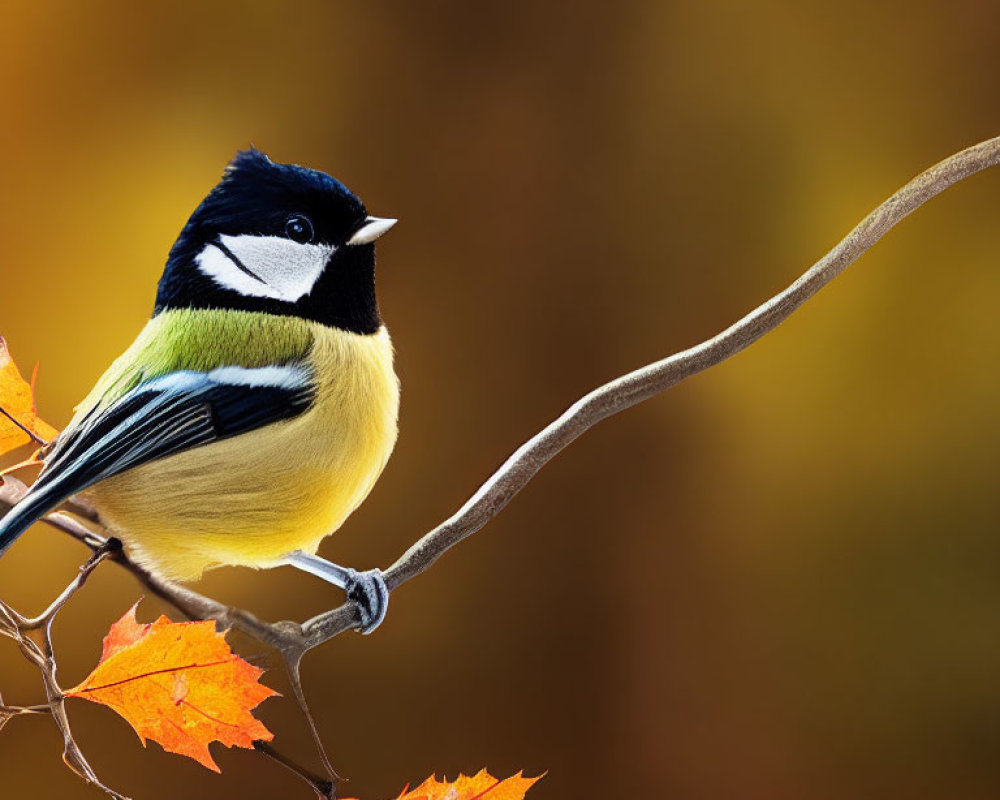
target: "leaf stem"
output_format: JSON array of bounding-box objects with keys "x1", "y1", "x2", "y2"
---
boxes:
[{"x1": 0, "y1": 405, "x2": 48, "y2": 446}]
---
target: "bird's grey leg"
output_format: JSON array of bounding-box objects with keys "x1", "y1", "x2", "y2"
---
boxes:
[{"x1": 281, "y1": 550, "x2": 389, "y2": 635}]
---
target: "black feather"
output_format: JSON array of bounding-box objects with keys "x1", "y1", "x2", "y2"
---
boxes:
[
  {"x1": 0, "y1": 366, "x2": 314, "y2": 557},
  {"x1": 155, "y1": 149, "x2": 381, "y2": 335}
]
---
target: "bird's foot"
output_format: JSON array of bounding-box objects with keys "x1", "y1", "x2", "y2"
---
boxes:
[
  {"x1": 343, "y1": 568, "x2": 389, "y2": 635},
  {"x1": 281, "y1": 550, "x2": 390, "y2": 634}
]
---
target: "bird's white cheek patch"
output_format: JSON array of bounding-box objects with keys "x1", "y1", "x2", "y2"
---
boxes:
[{"x1": 195, "y1": 234, "x2": 335, "y2": 302}]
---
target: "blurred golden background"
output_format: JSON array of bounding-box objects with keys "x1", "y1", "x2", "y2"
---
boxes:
[{"x1": 2, "y1": 2, "x2": 999, "y2": 798}]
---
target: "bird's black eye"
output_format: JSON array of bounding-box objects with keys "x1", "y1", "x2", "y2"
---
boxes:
[{"x1": 285, "y1": 214, "x2": 315, "y2": 243}]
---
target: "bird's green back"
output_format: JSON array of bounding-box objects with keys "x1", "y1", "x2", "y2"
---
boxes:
[{"x1": 70, "y1": 309, "x2": 314, "y2": 427}]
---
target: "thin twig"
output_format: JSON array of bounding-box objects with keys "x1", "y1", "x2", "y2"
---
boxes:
[
  {"x1": 0, "y1": 553, "x2": 131, "y2": 799},
  {"x1": 254, "y1": 740, "x2": 337, "y2": 800},
  {"x1": 0, "y1": 702, "x2": 52, "y2": 714},
  {"x1": 282, "y1": 653, "x2": 341, "y2": 782},
  {"x1": 21, "y1": 540, "x2": 118, "y2": 629}
]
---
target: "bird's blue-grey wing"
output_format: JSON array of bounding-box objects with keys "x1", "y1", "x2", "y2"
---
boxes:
[{"x1": 0, "y1": 364, "x2": 314, "y2": 554}]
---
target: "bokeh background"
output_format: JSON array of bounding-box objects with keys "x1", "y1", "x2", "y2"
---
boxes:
[{"x1": 1, "y1": 2, "x2": 999, "y2": 798}]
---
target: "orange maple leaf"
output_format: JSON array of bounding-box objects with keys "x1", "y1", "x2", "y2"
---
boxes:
[
  {"x1": 65, "y1": 602, "x2": 277, "y2": 772},
  {"x1": 0, "y1": 336, "x2": 58, "y2": 457},
  {"x1": 344, "y1": 770, "x2": 542, "y2": 800}
]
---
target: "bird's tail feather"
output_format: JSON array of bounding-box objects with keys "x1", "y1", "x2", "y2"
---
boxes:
[{"x1": 0, "y1": 484, "x2": 69, "y2": 557}]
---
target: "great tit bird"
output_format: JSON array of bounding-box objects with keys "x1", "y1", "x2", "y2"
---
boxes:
[{"x1": 0, "y1": 149, "x2": 400, "y2": 632}]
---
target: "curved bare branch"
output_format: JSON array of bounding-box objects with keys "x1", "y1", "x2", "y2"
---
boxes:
[{"x1": 299, "y1": 134, "x2": 1000, "y2": 646}]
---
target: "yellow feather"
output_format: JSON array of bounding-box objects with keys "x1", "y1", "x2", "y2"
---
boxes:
[{"x1": 80, "y1": 315, "x2": 399, "y2": 581}]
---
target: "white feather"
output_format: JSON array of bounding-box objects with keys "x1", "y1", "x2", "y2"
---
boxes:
[
  {"x1": 195, "y1": 234, "x2": 335, "y2": 302},
  {"x1": 207, "y1": 365, "x2": 310, "y2": 390}
]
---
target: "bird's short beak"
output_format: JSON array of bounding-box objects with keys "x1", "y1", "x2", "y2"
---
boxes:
[{"x1": 348, "y1": 216, "x2": 398, "y2": 245}]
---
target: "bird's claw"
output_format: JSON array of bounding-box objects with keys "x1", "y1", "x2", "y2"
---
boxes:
[{"x1": 344, "y1": 568, "x2": 389, "y2": 634}]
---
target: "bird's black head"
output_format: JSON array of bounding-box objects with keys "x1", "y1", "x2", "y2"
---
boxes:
[{"x1": 155, "y1": 149, "x2": 396, "y2": 334}]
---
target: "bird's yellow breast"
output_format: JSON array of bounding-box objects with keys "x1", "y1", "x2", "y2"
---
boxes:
[{"x1": 83, "y1": 317, "x2": 399, "y2": 581}]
